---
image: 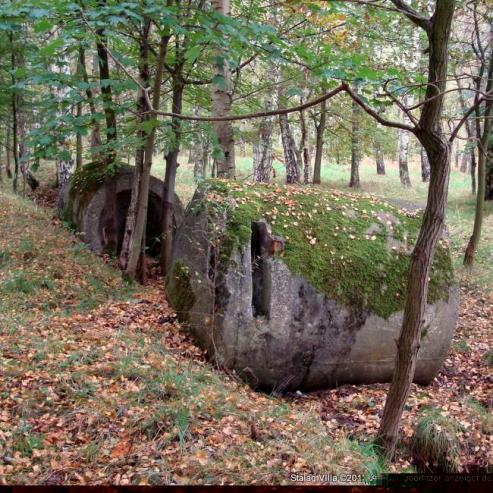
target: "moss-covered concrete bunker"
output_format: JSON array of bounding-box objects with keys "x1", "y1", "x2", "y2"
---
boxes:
[
  {"x1": 167, "y1": 180, "x2": 459, "y2": 391},
  {"x1": 59, "y1": 164, "x2": 183, "y2": 256}
]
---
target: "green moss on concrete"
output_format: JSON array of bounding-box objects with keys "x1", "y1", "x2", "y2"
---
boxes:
[
  {"x1": 201, "y1": 180, "x2": 455, "y2": 319},
  {"x1": 167, "y1": 261, "x2": 195, "y2": 321}
]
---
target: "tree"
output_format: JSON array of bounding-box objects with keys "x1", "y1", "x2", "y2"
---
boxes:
[
  {"x1": 312, "y1": 98, "x2": 327, "y2": 184},
  {"x1": 211, "y1": 0, "x2": 235, "y2": 178},
  {"x1": 349, "y1": 83, "x2": 360, "y2": 188},
  {"x1": 119, "y1": 18, "x2": 169, "y2": 281},
  {"x1": 464, "y1": 37, "x2": 493, "y2": 266},
  {"x1": 374, "y1": 0, "x2": 456, "y2": 457}
]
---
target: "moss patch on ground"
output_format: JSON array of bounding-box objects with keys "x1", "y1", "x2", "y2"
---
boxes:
[{"x1": 201, "y1": 179, "x2": 455, "y2": 319}]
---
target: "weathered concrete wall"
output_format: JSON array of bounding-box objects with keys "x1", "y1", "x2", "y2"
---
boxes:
[
  {"x1": 167, "y1": 184, "x2": 459, "y2": 392},
  {"x1": 59, "y1": 165, "x2": 183, "y2": 256}
]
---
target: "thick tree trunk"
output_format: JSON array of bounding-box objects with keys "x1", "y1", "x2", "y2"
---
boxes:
[
  {"x1": 211, "y1": 0, "x2": 235, "y2": 178},
  {"x1": 375, "y1": 142, "x2": 386, "y2": 175},
  {"x1": 349, "y1": 95, "x2": 360, "y2": 188},
  {"x1": 377, "y1": 0, "x2": 455, "y2": 458},
  {"x1": 420, "y1": 146, "x2": 430, "y2": 182},
  {"x1": 313, "y1": 99, "x2": 327, "y2": 184}
]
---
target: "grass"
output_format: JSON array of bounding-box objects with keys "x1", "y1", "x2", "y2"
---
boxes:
[
  {"x1": 0, "y1": 189, "x2": 135, "y2": 330},
  {"x1": 412, "y1": 407, "x2": 463, "y2": 473}
]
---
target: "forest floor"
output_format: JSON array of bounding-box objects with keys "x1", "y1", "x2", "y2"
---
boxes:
[{"x1": 0, "y1": 162, "x2": 492, "y2": 484}]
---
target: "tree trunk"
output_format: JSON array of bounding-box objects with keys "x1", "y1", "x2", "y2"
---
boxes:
[
  {"x1": 0, "y1": 129, "x2": 3, "y2": 182},
  {"x1": 279, "y1": 113, "x2": 300, "y2": 184},
  {"x1": 76, "y1": 101, "x2": 83, "y2": 170},
  {"x1": 211, "y1": 0, "x2": 235, "y2": 178},
  {"x1": 377, "y1": 0, "x2": 455, "y2": 458},
  {"x1": 349, "y1": 93, "x2": 360, "y2": 188},
  {"x1": 10, "y1": 34, "x2": 20, "y2": 193},
  {"x1": 471, "y1": 149, "x2": 477, "y2": 196},
  {"x1": 253, "y1": 77, "x2": 275, "y2": 183},
  {"x1": 120, "y1": 26, "x2": 168, "y2": 281},
  {"x1": 398, "y1": 108, "x2": 412, "y2": 188},
  {"x1": 96, "y1": 10, "x2": 119, "y2": 254},
  {"x1": 375, "y1": 142, "x2": 386, "y2": 175},
  {"x1": 5, "y1": 125, "x2": 12, "y2": 179},
  {"x1": 160, "y1": 78, "x2": 184, "y2": 275},
  {"x1": 300, "y1": 106, "x2": 311, "y2": 184},
  {"x1": 313, "y1": 99, "x2": 327, "y2": 184},
  {"x1": 456, "y1": 72, "x2": 479, "y2": 195},
  {"x1": 485, "y1": 137, "x2": 492, "y2": 200},
  {"x1": 464, "y1": 44, "x2": 493, "y2": 265},
  {"x1": 78, "y1": 45, "x2": 101, "y2": 149},
  {"x1": 460, "y1": 147, "x2": 469, "y2": 173},
  {"x1": 420, "y1": 146, "x2": 430, "y2": 182}
]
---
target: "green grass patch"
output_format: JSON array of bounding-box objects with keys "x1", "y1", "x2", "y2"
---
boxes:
[{"x1": 412, "y1": 407, "x2": 463, "y2": 473}]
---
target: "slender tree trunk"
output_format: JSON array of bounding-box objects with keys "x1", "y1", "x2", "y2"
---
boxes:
[
  {"x1": 420, "y1": 146, "x2": 430, "y2": 182},
  {"x1": 76, "y1": 101, "x2": 83, "y2": 169},
  {"x1": 96, "y1": 11, "x2": 118, "y2": 254},
  {"x1": 300, "y1": 106, "x2": 311, "y2": 184},
  {"x1": 211, "y1": 0, "x2": 235, "y2": 178},
  {"x1": 398, "y1": 106, "x2": 412, "y2": 188},
  {"x1": 253, "y1": 71, "x2": 276, "y2": 183},
  {"x1": 120, "y1": 27, "x2": 169, "y2": 281},
  {"x1": 160, "y1": 77, "x2": 184, "y2": 275},
  {"x1": 375, "y1": 142, "x2": 386, "y2": 175},
  {"x1": 377, "y1": 0, "x2": 455, "y2": 458},
  {"x1": 279, "y1": 113, "x2": 300, "y2": 184},
  {"x1": 485, "y1": 137, "x2": 492, "y2": 200},
  {"x1": 78, "y1": 45, "x2": 101, "y2": 149},
  {"x1": 5, "y1": 125, "x2": 12, "y2": 179},
  {"x1": 313, "y1": 99, "x2": 327, "y2": 184},
  {"x1": 0, "y1": 130, "x2": 3, "y2": 183},
  {"x1": 464, "y1": 45, "x2": 493, "y2": 265},
  {"x1": 460, "y1": 147, "x2": 469, "y2": 173},
  {"x1": 349, "y1": 92, "x2": 360, "y2": 188},
  {"x1": 471, "y1": 150, "x2": 477, "y2": 196},
  {"x1": 10, "y1": 34, "x2": 20, "y2": 193}
]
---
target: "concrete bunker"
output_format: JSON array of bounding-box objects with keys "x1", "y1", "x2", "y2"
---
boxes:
[
  {"x1": 167, "y1": 180, "x2": 459, "y2": 392},
  {"x1": 59, "y1": 164, "x2": 183, "y2": 256}
]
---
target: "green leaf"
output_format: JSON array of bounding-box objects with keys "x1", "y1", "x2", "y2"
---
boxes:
[{"x1": 185, "y1": 45, "x2": 201, "y2": 63}]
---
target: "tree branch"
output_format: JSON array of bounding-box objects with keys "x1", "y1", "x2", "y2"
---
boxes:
[{"x1": 388, "y1": 0, "x2": 431, "y2": 33}]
